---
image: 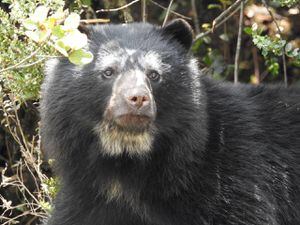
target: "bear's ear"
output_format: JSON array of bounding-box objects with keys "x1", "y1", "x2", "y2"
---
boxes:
[
  {"x1": 78, "y1": 24, "x2": 92, "y2": 38},
  {"x1": 162, "y1": 19, "x2": 194, "y2": 51}
]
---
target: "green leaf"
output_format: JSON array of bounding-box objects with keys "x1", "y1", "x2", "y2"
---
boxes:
[
  {"x1": 52, "y1": 25, "x2": 65, "y2": 39},
  {"x1": 81, "y1": 0, "x2": 92, "y2": 6},
  {"x1": 22, "y1": 18, "x2": 37, "y2": 30},
  {"x1": 25, "y1": 30, "x2": 40, "y2": 42},
  {"x1": 201, "y1": 23, "x2": 211, "y2": 30},
  {"x1": 285, "y1": 43, "x2": 293, "y2": 53},
  {"x1": 68, "y1": 49, "x2": 93, "y2": 65},
  {"x1": 207, "y1": 4, "x2": 222, "y2": 9},
  {"x1": 219, "y1": 34, "x2": 229, "y2": 42},
  {"x1": 244, "y1": 27, "x2": 252, "y2": 35},
  {"x1": 54, "y1": 40, "x2": 69, "y2": 56},
  {"x1": 203, "y1": 36, "x2": 212, "y2": 44}
]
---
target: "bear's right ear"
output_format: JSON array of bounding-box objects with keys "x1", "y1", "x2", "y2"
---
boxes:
[
  {"x1": 78, "y1": 24, "x2": 91, "y2": 38},
  {"x1": 162, "y1": 19, "x2": 194, "y2": 51}
]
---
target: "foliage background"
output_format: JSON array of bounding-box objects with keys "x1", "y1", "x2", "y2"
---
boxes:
[{"x1": 0, "y1": 0, "x2": 299, "y2": 224}]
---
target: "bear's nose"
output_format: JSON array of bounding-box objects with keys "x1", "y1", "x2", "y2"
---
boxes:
[{"x1": 126, "y1": 94, "x2": 150, "y2": 109}]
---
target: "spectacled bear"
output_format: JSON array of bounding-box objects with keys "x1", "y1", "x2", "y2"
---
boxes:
[{"x1": 40, "y1": 19, "x2": 300, "y2": 225}]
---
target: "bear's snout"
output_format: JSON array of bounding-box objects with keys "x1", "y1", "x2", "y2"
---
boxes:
[
  {"x1": 126, "y1": 92, "x2": 150, "y2": 110},
  {"x1": 112, "y1": 86, "x2": 155, "y2": 129}
]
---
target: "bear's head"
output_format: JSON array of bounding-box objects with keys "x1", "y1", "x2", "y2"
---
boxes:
[{"x1": 41, "y1": 19, "x2": 206, "y2": 162}]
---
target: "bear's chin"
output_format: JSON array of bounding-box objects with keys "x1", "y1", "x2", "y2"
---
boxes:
[{"x1": 94, "y1": 120, "x2": 156, "y2": 157}]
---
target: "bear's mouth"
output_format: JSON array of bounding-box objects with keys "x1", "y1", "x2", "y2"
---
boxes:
[
  {"x1": 95, "y1": 117, "x2": 156, "y2": 157},
  {"x1": 114, "y1": 114, "x2": 152, "y2": 131}
]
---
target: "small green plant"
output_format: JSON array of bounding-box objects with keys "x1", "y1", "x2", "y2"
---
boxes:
[
  {"x1": 272, "y1": 0, "x2": 300, "y2": 7},
  {"x1": 244, "y1": 23, "x2": 300, "y2": 76},
  {"x1": 0, "y1": 3, "x2": 94, "y2": 102},
  {"x1": 23, "y1": 6, "x2": 93, "y2": 65}
]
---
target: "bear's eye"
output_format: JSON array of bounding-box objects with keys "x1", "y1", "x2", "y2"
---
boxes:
[
  {"x1": 147, "y1": 70, "x2": 160, "y2": 82},
  {"x1": 102, "y1": 68, "x2": 114, "y2": 78}
]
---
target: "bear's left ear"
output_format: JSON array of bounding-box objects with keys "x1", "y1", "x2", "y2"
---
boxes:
[{"x1": 162, "y1": 19, "x2": 194, "y2": 51}]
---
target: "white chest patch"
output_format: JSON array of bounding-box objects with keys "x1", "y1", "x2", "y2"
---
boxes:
[{"x1": 94, "y1": 121, "x2": 155, "y2": 157}]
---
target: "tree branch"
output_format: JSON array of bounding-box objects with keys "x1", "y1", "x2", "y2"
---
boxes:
[
  {"x1": 212, "y1": 0, "x2": 245, "y2": 30},
  {"x1": 141, "y1": 0, "x2": 147, "y2": 22},
  {"x1": 149, "y1": 0, "x2": 191, "y2": 20},
  {"x1": 80, "y1": 18, "x2": 110, "y2": 24},
  {"x1": 16, "y1": 58, "x2": 46, "y2": 69},
  {"x1": 162, "y1": 0, "x2": 174, "y2": 26},
  {"x1": 262, "y1": 0, "x2": 288, "y2": 87},
  {"x1": 96, "y1": 0, "x2": 140, "y2": 12},
  {"x1": 191, "y1": 0, "x2": 200, "y2": 34},
  {"x1": 194, "y1": 2, "x2": 244, "y2": 41},
  {"x1": 0, "y1": 47, "x2": 42, "y2": 74},
  {"x1": 234, "y1": 0, "x2": 245, "y2": 84}
]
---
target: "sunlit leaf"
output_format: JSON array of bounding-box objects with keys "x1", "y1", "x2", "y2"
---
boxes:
[
  {"x1": 22, "y1": 18, "x2": 37, "y2": 30},
  {"x1": 285, "y1": 43, "x2": 293, "y2": 53},
  {"x1": 207, "y1": 4, "x2": 222, "y2": 9},
  {"x1": 69, "y1": 49, "x2": 93, "y2": 65},
  {"x1": 63, "y1": 13, "x2": 80, "y2": 30},
  {"x1": 244, "y1": 27, "x2": 252, "y2": 35},
  {"x1": 219, "y1": 34, "x2": 229, "y2": 42},
  {"x1": 50, "y1": 7, "x2": 67, "y2": 22},
  {"x1": 31, "y1": 5, "x2": 49, "y2": 23},
  {"x1": 25, "y1": 30, "x2": 40, "y2": 42},
  {"x1": 60, "y1": 30, "x2": 87, "y2": 50},
  {"x1": 52, "y1": 25, "x2": 65, "y2": 39},
  {"x1": 54, "y1": 40, "x2": 69, "y2": 56}
]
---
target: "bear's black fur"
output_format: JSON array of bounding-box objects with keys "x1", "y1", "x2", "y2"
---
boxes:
[{"x1": 41, "y1": 19, "x2": 300, "y2": 225}]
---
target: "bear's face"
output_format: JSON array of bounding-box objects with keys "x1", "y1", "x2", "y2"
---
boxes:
[
  {"x1": 42, "y1": 19, "x2": 201, "y2": 158},
  {"x1": 93, "y1": 43, "x2": 162, "y2": 156}
]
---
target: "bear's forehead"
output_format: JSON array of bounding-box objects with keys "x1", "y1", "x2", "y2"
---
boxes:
[{"x1": 95, "y1": 40, "x2": 171, "y2": 73}]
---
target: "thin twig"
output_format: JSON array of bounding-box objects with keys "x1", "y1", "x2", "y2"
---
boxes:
[
  {"x1": 162, "y1": 0, "x2": 174, "y2": 27},
  {"x1": 194, "y1": 4, "x2": 242, "y2": 41},
  {"x1": 282, "y1": 47, "x2": 288, "y2": 87},
  {"x1": 35, "y1": 55, "x2": 62, "y2": 58},
  {"x1": 262, "y1": 0, "x2": 288, "y2": 87},
  {"x1": 96, "y1": 0, "x2": 140, "y2": 12},
  {"x1": 234, "y1": 0, "x2": 244, "y2": 84},
  {"x1": 16, "y1": 58, "x2": 46, "y2": 69},
  {"x1": 0, "y1": 47, "x2": 42, "y2": 74},
  {"x1": 141, "y1": 0, "x2": 147, "y2": 22},
  {"x1": 80, "y1": 18, "x2": 110, "y2": 24},
  {"x1": 149, "y1": 0, "x2": 191, "y2": 20},
  {"x1": 252, "y1": 47, "x2": 260, "y2": 84},
  {"x1": 191, "y1": 0, "x2": 200, "y2": 34},
  {"x1": 212, "y1": 0, "x2": 245, "y2": 30}
]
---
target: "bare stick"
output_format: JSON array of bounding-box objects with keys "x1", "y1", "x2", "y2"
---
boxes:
[
  {"x1": 262, "y1": 0, "x2": 288, "y2": 87},
  {"x1": 252, "y1": 47, "x2": 260, "y2": 84},
  {"x1": 282, "y1": 47, "x2": 288, "y2": 87},
  {"x1": 194, "y1": 4, "x2": 242, "y2": 41},
  {"x1": 96, "y1": 0, "x2": 140, "y2": 12},
  {"x1": 16, "y1": 58, "x2": 46, "y2": 69},
  {"x1": 162, "y1": 0, "x2": 174, "y2": 27},
  {"x1": 150, "y1": 0, "x2": 191, "y2": 20},
  {"x1": 234, "y1": 0, "x2": 244, "y2": 84},
  {"x1": 141, "y1": 0, "x2": 147, "y2": 22},
  {"x1": 191, "y1": 0, "x2": 200, "y2": 34},
  {"x1": 0, "y1": 47, "x2": 42, "y2": 74},
  {"x1": 80, "y1": 18, "x2": 110, "y2": 24},
  {"x1": 212, "y1": 0, "x2": 245, "y2": 30}
]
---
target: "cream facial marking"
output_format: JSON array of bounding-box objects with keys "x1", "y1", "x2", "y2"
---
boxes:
[
  {"x1": 139, "y1": 51, "x2": 171, "y2": 75},
  {"x1": 94, "y1": 121, "x2": 155, "y2": 157},
  {"x1": 96, "y1": 41, "x2": 128, "y2": 70},
  {"x1": 188, "y1": 58, "x2": 202, "y2": 105},
  {"x1": 125, "y1": 48, "x2": 136, "y2": 56}
]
